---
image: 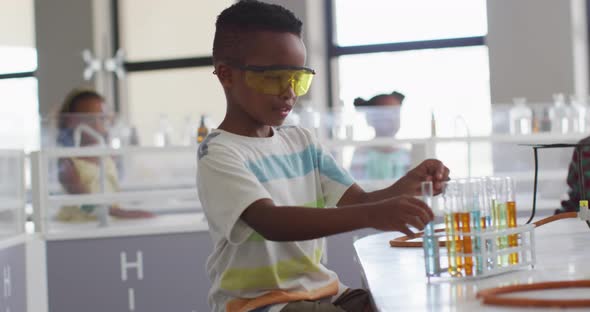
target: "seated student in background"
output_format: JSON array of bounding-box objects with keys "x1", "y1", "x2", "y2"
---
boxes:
[
  {"x1": 197, "y1": 2, "x2": 449, "y2": 311},
  {"x1": 56, "y1": 88, "x2": 153, "y2": 222},
  {"x1": 350, "y1": 91, "x2": 411, "y2": 181},
  {"x1": 558, "y1": 137, "x2": 590, "y2": 214}
]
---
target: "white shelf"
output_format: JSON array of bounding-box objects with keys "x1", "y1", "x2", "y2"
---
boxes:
[
  {"x1": 42, "y1": 145, "x2": 197, "y2": 157},
  {"x1": 495, "y1": 170, "x2": 567, "y2": 182},
  {"x1": 324, "y1": 132, "x2": 590, "y2": 148},
  {"x1": 43, "y1": 213, "x2": 208, "y2": 241},
  {"x1": 0, "y1": 234, "x2": 27, "y2": 250},
  {"x1": 47, "y1": 189, "x2": 196, "y2": 206},
  {"x1": 0, "y1": 198, "x2": 25, "y2": 211},
  {"x1": 118, "y1": 178, "x2": 196, "y2": 190}
]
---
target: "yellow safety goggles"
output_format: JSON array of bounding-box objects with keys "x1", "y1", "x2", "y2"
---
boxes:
[{"x1": 234, "y1": 64, "x2": 315, "y2": 96}]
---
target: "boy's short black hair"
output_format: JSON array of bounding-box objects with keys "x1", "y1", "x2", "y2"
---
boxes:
[{"x1": 213, "y1": 0, "x2": 303, "y2": 64}]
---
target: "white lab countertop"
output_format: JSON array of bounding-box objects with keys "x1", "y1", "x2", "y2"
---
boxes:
[
  {"x1": 354, "y1": 218, "x2": 590, "y2": 311},
  {"x1": 42, "y1": 212, "x2": 208, "y2": 241}
]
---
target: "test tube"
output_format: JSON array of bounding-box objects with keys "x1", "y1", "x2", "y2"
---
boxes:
[
  {"x1": 483, "y1": 177, "x2": 496, "y2": 270},
  {"x1": 421, "y1": 181, "x2": 440, "y2": 277},
  {"x1": 443, "y1": 181, "x2": 459, "y2": 276},
  {"x1": 505, "y1": 177, "x2": 519, "y2": 264},
  {"x1": 458, "y1": 180, "x2": 473, "y2": 276},
  {"x1": 452, "y1": 181, "x2": 464, "y2": 275},
  {"x1": 469, "y1": 178, "x2": 484, "y2": 275},
  {"x1": 496, "y1": 178, "x2": 509, "y2": 266},
  {"x1": 484, "y1": 177, "x2": 496, "y2": 229}
]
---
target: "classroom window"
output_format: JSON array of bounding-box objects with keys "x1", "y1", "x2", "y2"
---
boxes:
[
  {"x1": 331, "y1": 0, "x2": 490, "y2": 138},
  {"x1": 330, "y1": 0, "x2": 491, "y2": 179},
  {"x1": 334, "y1": 0, "x2": 488, "y2": 46},
  {"x1": 0, "y1": 0, "x2": 38, "y2": 151},
  {"x1": 119, "y1": 0, "x2": 234, "y2": 61},
  {"x1": 116, "y1": 0, "x2": 234, "y2": 140},
  {"x1": 338, "y1": 46, "x2": 491, "y2": 138}
]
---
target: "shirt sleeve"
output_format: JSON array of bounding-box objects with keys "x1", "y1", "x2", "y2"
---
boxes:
[
  {"x1": 197, "y1": 146, "x2": 272, "y2": 244},
  {"x1": 559, "y1": 139, "x2": 590, "y2": 213},
  {"x1": 309, "y1": 134, "x2": 355, "y2": 208}
]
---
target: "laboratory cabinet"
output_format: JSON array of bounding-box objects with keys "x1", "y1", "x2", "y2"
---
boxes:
[
  {"x1": 0, "y1": 240, "x2": 27, "y2": 312},
  {"x1": 31, "y1": 147, "x2": 212, "y2": 312},
  {"x1": 0, "y1": 150, "x2": 27, "y2": 312},
  {"x1": 45, "y1": 230, "x2": 211, "y2": 312}
]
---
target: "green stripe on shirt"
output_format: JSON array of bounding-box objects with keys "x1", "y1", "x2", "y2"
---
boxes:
[{"x1": 220, "y1": 248, "x2": 324, "y2": 291}]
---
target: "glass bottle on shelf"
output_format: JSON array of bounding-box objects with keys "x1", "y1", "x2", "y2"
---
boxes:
[
  {"x1": 129, "y1": 126, "x2": 140, "y2": 146},
  {"x1": 531, "y1": 106, "x2": 541, "y2": 133},
  {"x1": 197, "y1": 115, "x2": 209, "y2": 144},
  {"x1": 508, "y1": 97, "x2": 532, "y2": 135},
  {"x1": 569, "y1": 95, "x2": 586, "y2": 133},
  {"x1": 182, "y1": 116, "x2": 196, "y2": 146},
  {"x1": 331, "y1": 101, "x2": 354, "y2": 140},
  {"x1": 108, "y1": 117, "x2": 124, "y2": 149},
  {"x1": 299, "y1": 101, "x2": 321, "y2": 137},
  {"x1": 549, "y1": 93, "x2": 571, "y2": 134},
  {"x1": 154, "y1": 114, "x2": 173, "y2": 147},
  {"x1": 540, "y1": 106, "x2": 552, "y2": 132}
]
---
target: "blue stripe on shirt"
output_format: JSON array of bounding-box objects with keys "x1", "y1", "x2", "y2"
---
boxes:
[{"x1": 245, "y1": 144, "x2": 353, "y2": 186}]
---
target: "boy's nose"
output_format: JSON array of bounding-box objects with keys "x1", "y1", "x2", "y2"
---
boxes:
[{"x1": 279, "y1": 80, "x2": 297, "y2": 100}]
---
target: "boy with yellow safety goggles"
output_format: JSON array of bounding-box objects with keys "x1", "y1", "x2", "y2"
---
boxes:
[
  {"x1": 201, "y1": 2, "x2": 450, "y2": 312},
  {"x1": 230, "y1": 64, "x2": 315, "y2": 96}
]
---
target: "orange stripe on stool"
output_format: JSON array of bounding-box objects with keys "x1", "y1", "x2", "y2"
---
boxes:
[{"x1": 226, "y1": 280, "x2": 339, "y2": 312}]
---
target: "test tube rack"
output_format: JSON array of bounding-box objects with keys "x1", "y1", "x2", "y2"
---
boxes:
[{"x1": 423, "y1": 223, "x2": 536, "y2": 282}]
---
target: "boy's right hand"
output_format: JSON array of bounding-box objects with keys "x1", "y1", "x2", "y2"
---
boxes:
[{"x1": 366, "y1": 195, "x2": 433, "y2": 237}]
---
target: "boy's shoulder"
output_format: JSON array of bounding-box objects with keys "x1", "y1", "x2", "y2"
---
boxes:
[
  {"x1": 275, "y1": 124, "x2": 314, "y2": 137},
  {"x1": 197, "y1": 126, "x2": 317, "y2": 160},
  {"x1": 197, "y1": 131, "x2": 225, "y2": 161},
  {"x1": 275, "y1": 125, "x2": 320, "y2": 148}
]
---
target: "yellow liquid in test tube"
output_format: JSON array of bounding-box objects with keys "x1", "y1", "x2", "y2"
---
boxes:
[
  {"x1": 460, "y1": 212, "x2": 473, "y2": 276},
  {"x1": 498, "y1": 202, "x2": 509, "y2": 265},
  {"x1": 492, "y1": 200, "x2": 508, "y2": 266},
  {"x1": 444, "y1": 214, "x2": 458, "y2": 276},
  {"x1": 506, "y1": 201, "x2": 518, "y2": 264},
  {"x1": 453, "y1": 213, "x2": 463, "y2": 274}
]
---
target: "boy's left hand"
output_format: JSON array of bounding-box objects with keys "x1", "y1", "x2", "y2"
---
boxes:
[{"x1": 392, "y1": 159, "x2": 450, "y2": 196}]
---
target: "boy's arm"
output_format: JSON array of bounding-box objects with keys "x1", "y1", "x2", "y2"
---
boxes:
[
  {"x1": 240, "y1": 195, "x2": 433, "y2": 242},
  {"x1": 337, "y1": 159, "x2": 450, "y2": 206}
]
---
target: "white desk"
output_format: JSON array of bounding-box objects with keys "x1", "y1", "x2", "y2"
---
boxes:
[{"x1": 354, "y1": 219, "x2": 590, "y2": 311}]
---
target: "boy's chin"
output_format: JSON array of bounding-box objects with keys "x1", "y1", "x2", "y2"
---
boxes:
[{"x1": 266, "y1": 119, "x2": 286, "y2": 127}]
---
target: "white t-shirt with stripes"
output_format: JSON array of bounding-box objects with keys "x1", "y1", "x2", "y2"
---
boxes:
[{"x1": 197, "y1": 126, "x2": 355, "y2": 312}]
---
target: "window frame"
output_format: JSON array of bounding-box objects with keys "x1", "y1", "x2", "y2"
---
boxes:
[
  {"x1": 0, "y1": 71, "x2": 35, "y2": 80},
  {"x1": 111, "y1": 0, "x2": 216, "y2": 112},
  {"x1": 324, "y1": 0, "x2": 487, "y2": 108}
]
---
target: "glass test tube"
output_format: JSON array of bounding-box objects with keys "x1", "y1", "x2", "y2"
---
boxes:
[
  {"x1": 458, "y1": 180, "x2": 473, "y2": 276},
  {"x1": 421, "y1": 181, "x2": 440, "y2": 276},
  {"x1": 483, "y1": 177, "x2": 496, "y2": 270},
  {"x1": 443, "y1": 181, "x2": 459, "y2": 276},
  {"x1": 505, "y1": 177, "x2": 519, "y2": 264},
  {"x1": 496, "y1": 178, "x2": 509, "y2": 266},
  {"x1": 452, "y1": 182, "x2": 464, "y2": 276},
  {"x1": 469, "y1": 178, "x2": 484, "y2": 275}
]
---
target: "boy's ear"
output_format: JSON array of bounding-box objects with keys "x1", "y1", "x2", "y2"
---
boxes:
[{"x1": 215, "y1": 64, "x2": 233, "y2": 88}]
